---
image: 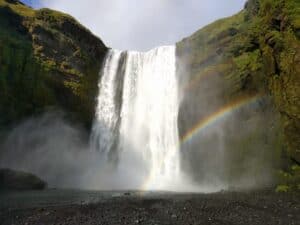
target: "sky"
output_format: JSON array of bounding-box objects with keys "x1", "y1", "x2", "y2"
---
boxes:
[{"x1": 22, "y1": 0, "x2": 247, "y2": 51}]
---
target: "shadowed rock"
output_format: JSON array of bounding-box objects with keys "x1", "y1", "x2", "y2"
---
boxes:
[{"x1": 0, "y1": 168, "x2": 47, "y2": 190}]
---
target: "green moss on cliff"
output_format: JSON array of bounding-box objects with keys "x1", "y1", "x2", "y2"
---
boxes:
[
  {"x1": 177, "y1": 0, "x2": 300, "y2": 189},
  {"x1": 0, "y1": 0, "x2": 107, "y2": 129},
  {"x1": 0, "y1": 0, "x2": 35, "y2": 17}
]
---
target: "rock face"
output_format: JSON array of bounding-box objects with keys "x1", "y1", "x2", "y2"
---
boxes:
[
  {"x1": 0, "y1": 168, "x2": 47, "y2": 190},
  {"x1": 0, "y1": 0, "x2": 108, "y2": 130},
  {"x1": 177, "y1": 0, "x2": 300, "y2": 188},
  {"x1": 0, "y1": 0, "x2": 299, "y2": 189}
]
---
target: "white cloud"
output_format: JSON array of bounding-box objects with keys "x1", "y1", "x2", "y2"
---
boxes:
[{"x1": 41, "y1": 0, "x2": 246, "y2": 51}]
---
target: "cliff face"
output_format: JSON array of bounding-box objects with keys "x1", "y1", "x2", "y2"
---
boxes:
[
  {"x1": 177, "y1": 0, "x2": 300, "y2": 189},
  {"x1": 0, "y1": 0, "x2": 299, "y2": 189},
  {"x1": 0, "y1": 0, "x2": 107, "y2": 130}
]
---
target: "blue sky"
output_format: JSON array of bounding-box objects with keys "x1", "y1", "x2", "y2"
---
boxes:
[
  {"x1": 21, "y1": 0, "x2": 247, "y2": 50},
  {"x1": 21, "y1": 0, "x2": 39, "y2": 7}
]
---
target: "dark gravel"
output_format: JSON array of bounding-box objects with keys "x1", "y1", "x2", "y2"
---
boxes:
[{"x1": 0, "y1": 191, "x2": 299, "y2": 225}]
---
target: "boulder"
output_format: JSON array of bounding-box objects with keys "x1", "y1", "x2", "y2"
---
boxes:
[{"x1": 0, "y1": 168, "x2": 47, "y2": 190}]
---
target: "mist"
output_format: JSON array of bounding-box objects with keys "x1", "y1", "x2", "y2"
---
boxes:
[
  {"x1": 0, "y1": 98, "x2": 279, "y2": 191},
  {"x1": 0, "y1": 54, "x2": 281, "y2": 192},
  {"x1": 176, "y1": 52, "x2": 281, "y2": 191},
  {"x1": 0, "y1": 112, "x2": 148, "y2": 190}
]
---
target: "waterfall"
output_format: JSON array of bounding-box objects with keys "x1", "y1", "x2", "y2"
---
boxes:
[
  {"x1": 90, "y1": 46, "x2": 191, "y2": 191},
  {"x1": 90, "y1": 50, "x2": 123, "y2": 160}
]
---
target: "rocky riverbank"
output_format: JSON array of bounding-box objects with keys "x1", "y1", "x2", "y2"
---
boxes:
[{"x1": 0, "y1": 190, "x2": 299, "y2": 225}]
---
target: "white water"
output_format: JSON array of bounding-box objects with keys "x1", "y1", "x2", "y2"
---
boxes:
[
  {"x1": 91, "y1": 46, "x2": 190, "y2": 191},
  {"x1": 90, "y1": 50, "x2": 122, "y2": 160}
]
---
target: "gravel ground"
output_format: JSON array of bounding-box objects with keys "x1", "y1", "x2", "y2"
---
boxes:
[{"x1": 0, "y1": 191, "x2": 299, "y2": 225}]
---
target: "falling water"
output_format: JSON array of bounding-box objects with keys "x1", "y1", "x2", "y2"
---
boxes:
[
  {"x1": 90, "y1": 46, "x2": 186, "y2": 190},
  {"x1": 90, "y1": 50, "x2": 122, "y2": 160}
]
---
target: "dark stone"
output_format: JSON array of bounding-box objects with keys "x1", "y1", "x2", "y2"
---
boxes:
[{"x1": 0, "y1": 168, "x2": 47, "y2": 190}]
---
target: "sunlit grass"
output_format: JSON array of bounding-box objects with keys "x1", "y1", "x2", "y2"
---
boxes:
[{"x1": 0, "y1": 0, "x2": 35, "y2": 17}]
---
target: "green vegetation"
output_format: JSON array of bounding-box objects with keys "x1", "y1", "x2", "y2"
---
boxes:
[
  {"x1": 177, "y1": 0, "x2": 300, "y2": 191},
  {"x1": 0, "y1": 0, "x2": 107, "y2": 129},
  {"x1": 275, "y1": 185, "x2": 289, "y2": 193},
  {"x1": 0, "y1": 0, "x2": 35, "y2": 17},
  {"x1": 277, "y1": 165, "x2": 300, "y2": 192},
  {"x1": 0, "y1": 0, "x2": 299, "y2": 191}
]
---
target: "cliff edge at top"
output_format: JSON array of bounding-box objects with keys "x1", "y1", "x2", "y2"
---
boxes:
[{"x1": 0, "y1": 0, "x2": 108, "y2": 130}]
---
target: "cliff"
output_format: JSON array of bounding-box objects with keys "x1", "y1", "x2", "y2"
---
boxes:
[
  {"x1": 177, "y1": 0, "x2": 300, "y2": 190},
  {"x1": 0, "y1": 0, "x2": 107, "y2": 130},
  {"x1": 0, "y1": 0, "x2": 299, "y2": 190}
]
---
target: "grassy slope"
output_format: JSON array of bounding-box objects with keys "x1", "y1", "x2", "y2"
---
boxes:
[
  {"x1": 0, "y1": 0, "x2": 107, "y2": 129},
  {"x1": 177, "y1": 0, "x2": 300, "y2": 190}
]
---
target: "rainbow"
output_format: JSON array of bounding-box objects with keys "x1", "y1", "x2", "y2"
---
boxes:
[
  {"x1": 181, "y1": 93, "x2": 263, "y2": 145},
  {"x1": 141, "y1": 93, "x2": 263, "y2": 191}
]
